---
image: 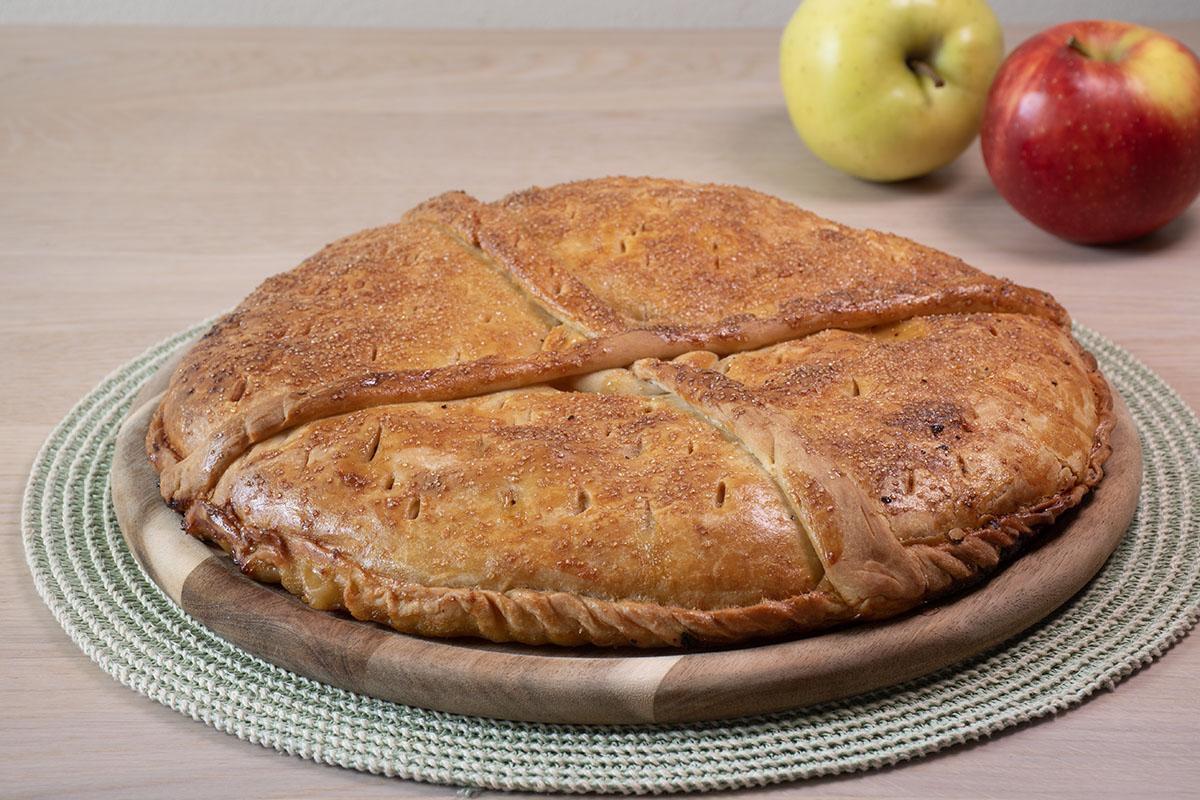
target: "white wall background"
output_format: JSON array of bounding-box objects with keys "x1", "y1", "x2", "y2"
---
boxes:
[{"x1": 0, "y1": 0, "x2": 1196, "y2": 28}]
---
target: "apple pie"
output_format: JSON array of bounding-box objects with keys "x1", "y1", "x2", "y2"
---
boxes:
[{"x1": 147, "y1": 177, "x2": 1113, "y2": 648}]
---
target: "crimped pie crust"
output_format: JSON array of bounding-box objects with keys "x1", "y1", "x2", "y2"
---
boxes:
[{"x1": 148, "y1": 177, "x2": 1113, "y2": 647}]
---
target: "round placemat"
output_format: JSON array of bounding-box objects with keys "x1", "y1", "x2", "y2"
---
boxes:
[{"x1": 22, "y1": 322, "x2": 1200, "y2": 794}]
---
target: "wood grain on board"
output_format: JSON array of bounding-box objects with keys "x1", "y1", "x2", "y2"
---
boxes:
[{"x1": 111, "y1": 374, "x2": 1141, "y2": 725}]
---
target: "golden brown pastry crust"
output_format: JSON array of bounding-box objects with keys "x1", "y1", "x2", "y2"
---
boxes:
[{"x1": 149, "y1": 177, "x2": 1113, "y2": 647}]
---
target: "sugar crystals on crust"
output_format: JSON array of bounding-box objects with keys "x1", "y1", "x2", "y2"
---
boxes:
[{"x1": 148, "y1": 177, "x2": 1113, "y2": 647}]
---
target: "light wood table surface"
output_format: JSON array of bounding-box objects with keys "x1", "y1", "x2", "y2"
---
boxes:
[{"x1": 3, "y1": 21, "x2": 1199, "y2": 800}]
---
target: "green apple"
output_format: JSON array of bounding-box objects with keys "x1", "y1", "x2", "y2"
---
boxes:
[{"x1": 780, "y1": 0, "x2": 1004, "y2": 182}]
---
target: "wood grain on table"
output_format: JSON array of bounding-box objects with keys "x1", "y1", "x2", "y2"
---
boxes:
[{"x1": 3, "y1": 22, "x2": 1199, "y2": 800}]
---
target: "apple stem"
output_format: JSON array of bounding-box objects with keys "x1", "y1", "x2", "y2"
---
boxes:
[
  {"x1": 1066, "y1": 35, "x2": 1091, "y2": 58},
  {"x1": 907, "y1": 58, "x2": 945, "y2": 88}
]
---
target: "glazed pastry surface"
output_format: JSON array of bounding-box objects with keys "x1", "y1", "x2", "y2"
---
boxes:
[{"x1": 149, "y1": 177, "x2": 1112, "y2": 647}]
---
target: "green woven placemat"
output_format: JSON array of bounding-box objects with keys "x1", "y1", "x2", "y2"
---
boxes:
[{"x1": 22, "y1": 322, "x2": 1200, "y2": 794}]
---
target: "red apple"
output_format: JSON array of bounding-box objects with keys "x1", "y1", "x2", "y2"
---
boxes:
[{"x1": 980, "y1": 20, "x2": 1200, "y2": 244}]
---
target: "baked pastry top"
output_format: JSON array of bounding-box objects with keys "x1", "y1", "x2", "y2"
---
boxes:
[{"x1": 148, "y1": 177, "x2": 1112, "y2": 648}]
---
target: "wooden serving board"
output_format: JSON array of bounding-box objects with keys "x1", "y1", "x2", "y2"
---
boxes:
[{"x1": 110, "y1": 358, "x2": 1141, "y2": 725}]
